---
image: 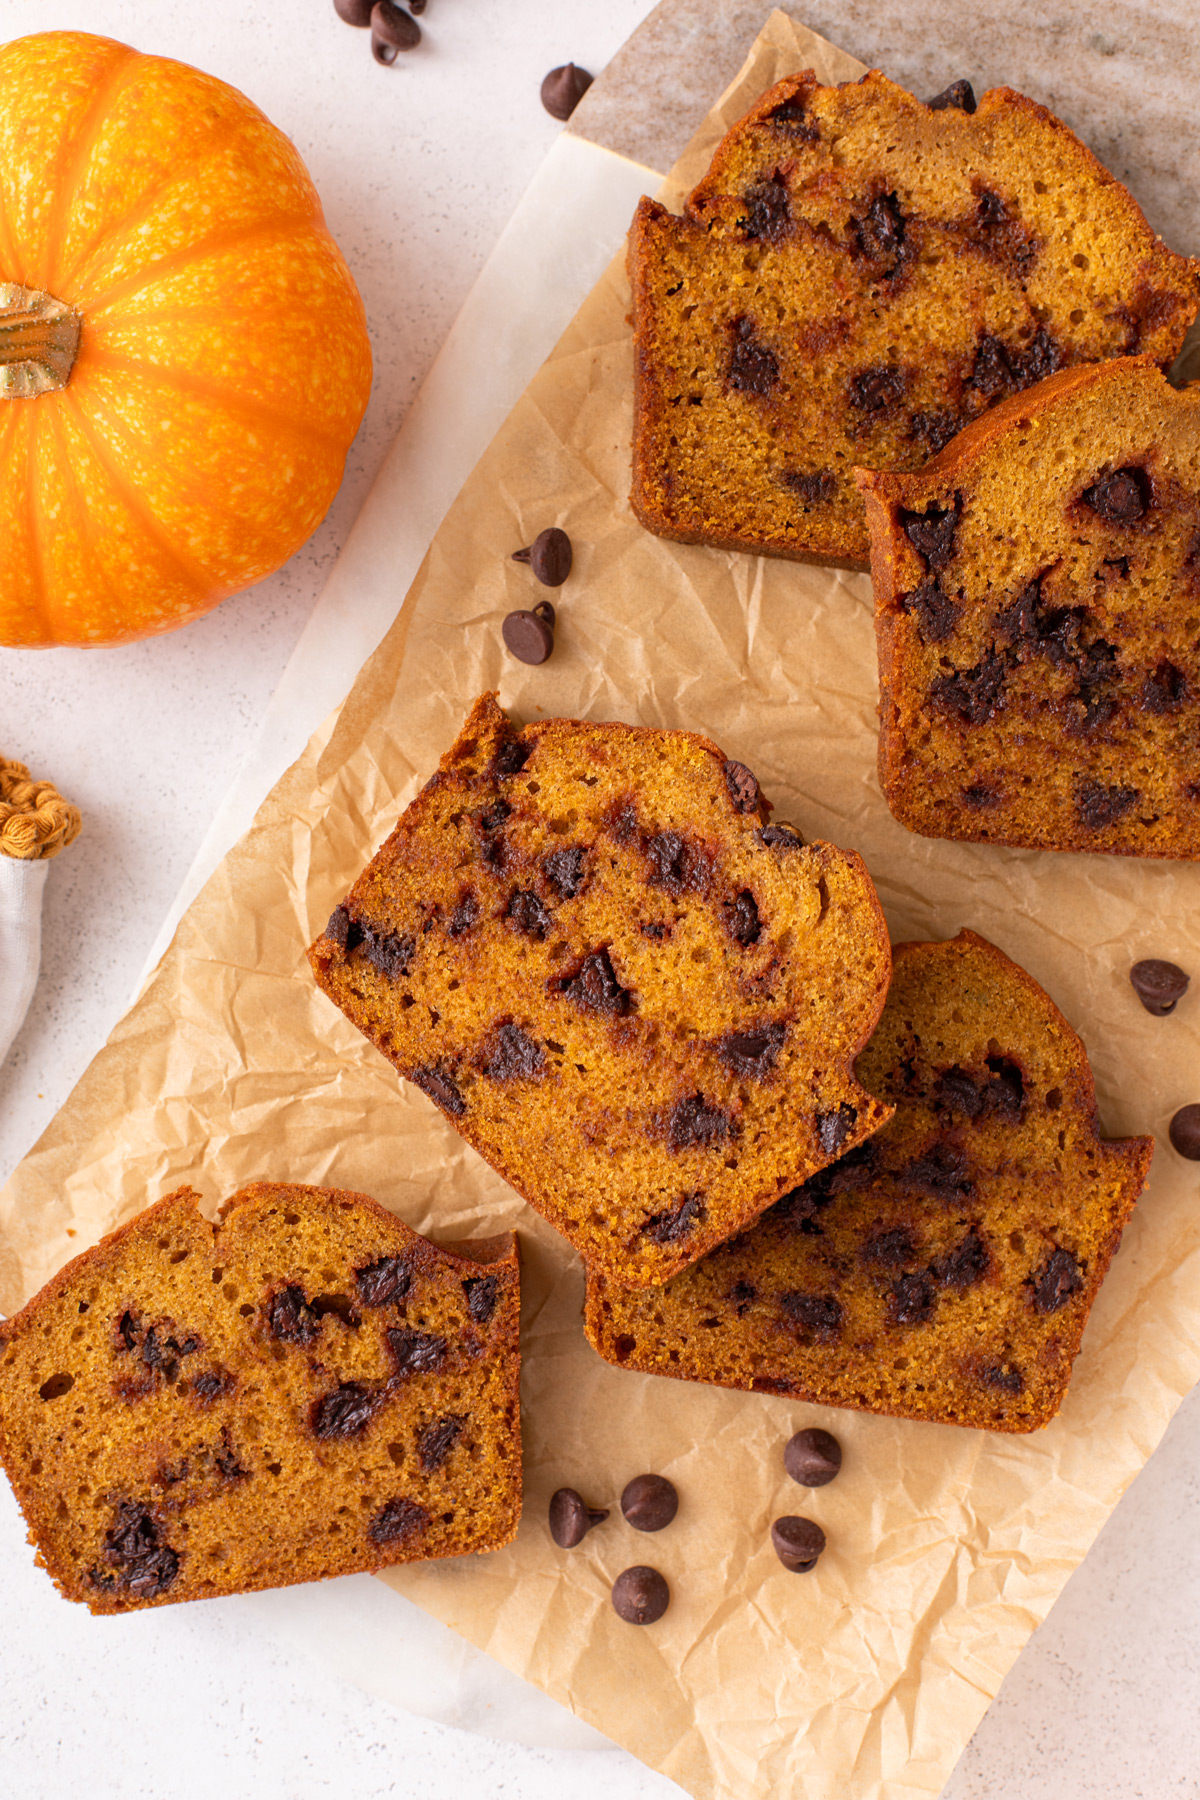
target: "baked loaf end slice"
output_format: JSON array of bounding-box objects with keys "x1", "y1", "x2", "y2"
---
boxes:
[
  {"x1": 308, "y1": 693, "x2": 893, "y2": 1288},
  {"x1": 585, "y1": 931, "x2": 1152, "y2": 1431},
  {"x1": 857, "y1": 357, "x2": 1200, "y2": 859},
  {"x1": 630, "y1": 69, "x2": 1198, "y2": 569},
  {"x1": 0, "y1": 1183, "x2": 521, "y2": 1612}
]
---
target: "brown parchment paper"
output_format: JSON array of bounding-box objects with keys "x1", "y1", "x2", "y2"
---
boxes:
[{"x1": 3, "y1": 14, "x2": 1200, "y2": 1800}]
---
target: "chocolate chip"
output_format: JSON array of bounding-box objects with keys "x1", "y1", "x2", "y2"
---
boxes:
[
  {"x1": 362, "y1": 926, "x2": 414, "y2": 978},
  {"x1": 644, "y1": 830, "x2": 695, "y2": 893},
  {"x1": 726, "y1": 889, "x2": 761, "y2": 946},
  {"x1": 492, "y1": 736, "x2": 532, "y2": 778},
  {"x1": 976, "y1": 189, "x2": 1008, "y2": 228},
  {"x1": 849, "y1": 366, "x2": 904, "y2": 412},
  {"x1": 560, "y1": 947, "x2": 632, "y2": 1015},
  {"x1": 771, "y1": 1515, "x2": 825, "y2": 1573},
  {"x1": 512, "y1": 526, "x2": 572, "y2": 587},
  {"x1": 963, "y1": 783, "x2": 1000, "y2": 810},
  {"x1": 901, "y1": 502, "x2": 959, "y2": 571},
  {"x1": 862, "y1": 1228, "x2": 916, "y2": 1268},
  {"x1": 667, "y1": 1094, "x2": 731, "y2": 1151},
  {"x1": 723, "y1": 759, "x2": 761, "y2": 813},
  {"x1": 370, "y1": 0, "x2": 420, "y2": 61},
  {"x1": 115, "y1": 1310, "x2": 140, "y2": 1353},
  {"x1": 621, "y1": 1473, "x2": 678, "y2": 1532},
  {"x1": 334, "y1": 0, "x2": 374, "y2": 22},
  {"x1": 267, "y1": 1285, "x2": 320, "y2": 1346},
  {"x1": 190, "y1": 1369, "x2": 233, "y2": 1402},
  {"x1": 463, "y1": 1275, "x2": 499, "y2": 1324},
  {"x1": 719, "y1": 1021, "x2": 786, "y2": 1078},
  {"x1": 759, "y1": 822, "x2": 804, "y2": 849},
  {"x1": 740, "y1": 177, "x2": 791, "y2": 240},
  {"x1": 935, "y1": 1065, "x2": 985, "y2": 1118},
  {"x1": 729, "y1": 1279, "x2": 758, "y2": 1315},
  {"x1": 980, "y1": 1364, "x2": 1024, "y2": 1394},
  {"x1": 417, "y1": 1414, "x2": 464, "y2": 1470},
  {"x1": 901, "y1": 1141, "x2": 973, "y2": 1203},
  {"x1": 1014, "y1": 327, "x2": 1061, "y2": 385},
  {"x1": 215, "y1": 1427, "x2": 247, "y2": 1481},
  {"x1": 728, "y1": 318, "x2": 779, "y2": 396},
  {"x1": 1082, "y1": 467, "x2": 1148, "y2": 523},
  {"x1": 783, "y1": 1427, "x2": 842, "y2": 1487},
  {"x1": 549, "y1": 1487, "x2": 609, "y2": 1547},
  {"x1": 816, "y1": 1103, "x2": 857, "y2": 1155},
  {"x1": 508, "y1": 889, "x2": 552, "y2": 939},
  {"x1": 483, "y1": 1021, "x2": 546, "y2": 1081},
  {"x1": 98, "y1": 1502, "x2": 180, "y2": 1599},
  {"x1": 387, "y1": 1328, "x2": 448, "y2": 1376},
  {"x1": 611, "y1": 1565, "x2": 670, "y2": 1623},
  {"x1": 768, "y1": 94, "x2": 819, "y2": 137},
  {"x1": 543, "y1": 845, "x2": 586, "y2": 899},
  {"x1": 967, "y1": 334, "x2": 1014, "y2": 399},
  {"x1": 369, "y1": 1496, "x2": 430, "y2": 1546},
  {"x1": 540, "y1": 62, "x2": 593, "y2": 121},
  {"x1": 1076, "y1": 779, "x2": 1139, "y2": 830},
  {"x1": 313, "y1": 1382, "x2": 381, "y2": 1439},
  {"x1": 412, "y1": 1065, "x2": 466, "y2": 1116},
  {"x1": 850, "y1": 193, "x2": 907, "y2": 269},
  {"x1": 642, "y1": 1192, "x2": 707, "y2": 1244},
  {"x1": 1130, "y1": 959, "x2": 1190, "y2": 1015},
  {"x1": 890, "y1": 1270, "x2": 937, "y2": 1325},
  {"x1": 933, "y1": 1229, "x2": 990, "y2": 1290},
  {"x1": 502, "y1": 608, "x2": 554, "y2": 665},
  {"x1": 477, "y1": 799, "x2": 512, "y2": 833},
  {"x1": 927, "y1": 79, "x2": 976, "y2": 113},
  {"x1": 985, "y1": 1054, "x2": 1026, "y2": 1122},
  {"x1": 783, "y1": 469, "x2": 836, "y2": 504},
  {"x1": 780, "y1": 1292, "x2": 843, "y2": 1339},
  {"x1": 325, "y1": 904, "x2": 353, "y2": 948},
  {"x1": 907, "y1": 579, "x2": 961, "y2": 643},
  {"x1": 911, "y1": 410, "x2": 962, "y2": 453},
  {"x1": 1032, "y1": 1247, "x2": 1084, "y2": 1314},
  {"x1": 930, "y1": 650, "x2": 1007, "y2": 725},
  {"x1": 355, "y1": 1255, "x2": 412, "y2": 1308},
  {"x1": 1169, "y1": 1104, "x2": 1200, "y2": 1159},
  {"x1": 1141, "y1": 661, "x2": 1188, "y2": 713}
]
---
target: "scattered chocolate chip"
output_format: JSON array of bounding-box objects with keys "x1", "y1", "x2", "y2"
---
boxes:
[
  {"x1": 935, "y1": 1065, "x2": 985, "y2": 1118},
  {"x1": 508, "y1": 888, "x2": 552, "y2": 940},
  {"x1": 190, "y1": 1369, "x2": 233, "y2": 1402},
  {"x1": 930, "y1": 651, "x2": 1007, "y2": 724},
  {"x1": 740, "y1": 176, "x2": 791, "y2": 240},
  {"x1": 97, "y1": 1502, "x2": 180, "y2": 1599},
  {"x1": 1141, "y1": 661, "x2": 1188, "y2": 712},
  {"x1": 759, "y1": 822, "x2": 804, "y2": 849},
  {"x1": 362, "y1": 926, "x2": 414, "y2": 978},
  {"x1": 334, "y1": 0, "x2": 374, "y2": 22},
  {"x1": 901, "y1": 1141, "x2": 973, "y2": 1203},
  {"x1": 483, "y1": 1021, "x2": 546, "y2": 1081},
  {"x1": 355, "y1": 1255, "x2": 412, "y2": 1308},
  {"x1": 115, "y1": 1310, "x2": 140, "y2": 1353},
  {"x1": 313, "y1": 1382, "x2": 381, "y2": 1439},
  {"x1": 911, "y1": 410, "x2": 962, "y2": 454},
  {"x1": 540, "y1": 62, "x2": 593, "y2": 121},
  {"x1": 387, "y1": 1328, "x2": 448, "y2": 1376},
  {"x1": 1130, "y1": 959, "x2": 1190, "y2": 1015},
  {"x1": 850, "y1": 193, "x2": 908, "y2": 270},
  {"x1": 907, "y1": 578, "x2": 961, "y2": 643},
  {"x1": 726, "y1": 888, "x2": 761, "y2": 947},
  {"x1": 463, "y1": 1275, "x2": 499, "y2": 1324},
  {"x1": 771, "y1": 1515, "x2": 826, "y2": 1573},
  {"x1": 512, "y1": 526, "x2": 572, "y2": 587},
  {"x1": 729, "y1": 1279, "x2": 758, "y2": 1315},
  {"x1": 890, "y1": 1270, "x2": 937, "y2": 1325},
  {"x1": 1076, "y1": 779, "x2": 1139, "y2": 830},
  {"x1": 612, "y1": 1565, "x2": 670, "y2": 1623},
  {"x1": 901, "y1": 501, "x2": 959, "y2": 571},
  {"x1": 1169, "y1": 1104, "x2": 1200, "y2": 1159},
  {"x1": 642, "y1": 1192, "x2": 707, "y2": 1244},
  {"x1": 780, "y1": 1291, "x2": 843, "y2": 1339},
  {"x1": 412, "y1": 1065, "x2": 466, "y2": 1116},
  {"x1": 933, "y1": 1229, "x2": 990, "y2": 1290},
  {"x1": 862, "y1": 1228, "x2": 916, "y2": 1268},
  {"x1": 549, "y1": 1487, "x2": 609, "y2": 1547},
  {"x1": 783, "y1": 469, "x2": 836, "y2": 504},
  {"x1": 963, "y1": 783, "x2": 1000, "y2": 810},
  {"x1": 728, "y1": 317, "x2": 780, "y2": 396},
  {"x1": 719, "y1": 1022, "x2": 786, "y2": 1078},
  {"x1": 723, "y1": 759, "x2": 761, "y2": 813},
  {"x1": 783, "y1": 1427, "x2": 842, "y2": 1488},
  {"x1": 1014, "y1": 327, "x2": 1061, "y2": 384},
  {"x1": 976, "y1": 189, "x2": 1008, "y2": 228},
  {"x1": 985, "y1": 1054, "x2": 1026, "y2": 1122},
  {"x1": 980, "y1": 1364, "x2": 1024, "y2": 1394},
  {"x1": 1082, "y1": 467, "x2": 1148, "y2": 523},
  {"x1": 644, "y1": 830, "x2": 696, "y2": 893},
  {"x1": 267, "y1": 1285, "x2": 320, "y2": 1346},
  {"x1": 543, "y1": 845, "x2": 586, "y2": 899},
  {"x1": 371, "y1": 0, "x2": 420, "y2": 61},
  {"x1": 477, "y1": 799, "x2": 512, "y2": 833},
  {"x1": 667, "y1": 1094, "x2": 731, "y2": 1151},
  {"x1": 848, "y1": 365, "x2": 904, "y2": 413},
  {"x1": 559, "y1": 947, "x2": 632, "y2": 1015},
  {"x1": 492, "y1": 736, "x2": 532, "y2": 778},
  {"x1": 325, "y1": 904, "x2": 354, "y2": 948},
  {"x1": 369, "y1": 1496, "x2": 430, "y2": 1546},
  {"x1": 816, "y1": 1103, "x2": 857, "y2": 1155},
  {"x1": 621, "y1": 1473, "x2": 678, "y2": 1532},
  {"x1": 768, "y1": 94, "x2": 819, "y2": 137},
  {"x1": 214, "y1": 1427, "x2": 248, "y2": 1481},
  {"x1": 1031, "y1": 1247, "x2": 1084, "y2": 1315},
  {"x1": 927, "y1": 79, "x2": 976, "y2": 113},
  {"x1": 502, "y1": 608, "x2": 554, "y2": 665},
  {"x1": 417, "y1": 1414, "x2": 464, "y2": 1470}
]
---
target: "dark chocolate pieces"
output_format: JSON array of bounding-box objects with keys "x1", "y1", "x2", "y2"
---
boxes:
[
  {"x1": 540, "y1": 63, "x2": 593, "y2": 121},
  {"x1": 641, "y1": 1192, "x2": 707, "y2": 1244},
  {"x1": 612, "y1": 1565, "x2": 670, "y2": 1623},
  {"x1": 502, "y1": 602, "x2": 556, "y2": 665},
  {"x1": 1169, "y1": 1104, "x2": 1200, "y2": 1159},
  {"x1": 783, "y1": 1427, "x2": 842, "y2": 1488},
  {"x1": 355, "y1": 1254, "x2": 412, "y2": 1308},
  {"x1": 312, "y1": 1382, "x2": 381, "y2": 1439},
  {"x1": 549, "y1": 1487, "x2": 609, "y2": 1547},
  {"x1": 728, "y1": 316, "x2": 780, "y2": 396},
  {"x1": 92, "y1": 1501, "x2": 180, "y2": 1601},
  {"x1": 417, "y1": 1414, "x2": 464, "y2": 1470},
  {"x1": 369, "y1": 1496, "x2": 430, "y2": 1546},
  {"x1": 927, "y1": 79, "x2": 976, "y2": 113},
  {"x1": 1130, "y1": 959, "x2": 1190, "y2": 1015},
  {"x1": 1082, "y1": 466, "x2": 1149, "y2": 524},
  {"x1": 667, "y1": 1094, "x2": 732, "y2": 1151},
  {"x1": 463, "y1": 1275, "x2": 499, "y2": 1324},
  {"x1": 371, "y1": 0, "x2": 420, "y2": 63},
  {"x1": 412, "y1": 1065, "x2": 466, "y2": 1116},
  {"x1": 1031, "y1": 1247, "x2": 1084, "y2": 1315},
  {"x1": 482, "y1": 1021, "x2": 546, "y2": 1082},
  {"x1": 723, "y1": 759, "x2": 761, "y2": 813},
  {"x1": 771, "y1": 1515, "x2": 826, "y2": 1573},
  {"x1": 387, "y1": 1327, "x2": 448, "y2": 1377},
  {"x1": 559, "y1": 947, "x2": 632, "y2": 1016},
  {"x1": 512, "y1": 527, "x2": 572, "y2": 587},
  {"x1": 621, "y1": 1473, "x2": 678, "y2": 1532}
]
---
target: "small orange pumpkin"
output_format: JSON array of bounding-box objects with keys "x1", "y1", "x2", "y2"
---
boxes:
[{"x1": 0, "y1": 33, "x2": 373, "y2": 647}]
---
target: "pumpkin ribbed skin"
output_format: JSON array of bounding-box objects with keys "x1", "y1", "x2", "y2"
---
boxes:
[{"x1": 0, "y1": 33, "x2": 373, "y2": 647}]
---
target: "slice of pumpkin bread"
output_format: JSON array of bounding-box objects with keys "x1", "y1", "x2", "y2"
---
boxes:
[
  {"x1": 0, "y1": 1182, "x2": 521, "y2": 1612},
  {"x1": 308, "y1": 693, "x2": 893, "y2": 1288},
  {"x1": 858, "y1": 357, "x2": 1200, "y2": 858},
  {"x1": 630, "y1": 69, "x2": 1198, "y2": 568},
  {"x1": 585, "y1": 932, "x2": 1152, "y2": 1432}
]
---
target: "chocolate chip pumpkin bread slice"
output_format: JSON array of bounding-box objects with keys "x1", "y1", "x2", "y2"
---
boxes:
[
  {"x1": 585, "y1": 931, "x2": 1153, "y2": 1431},
  {"x1": 858, "y1": 357, "x2": 1200, "y2": 858},
  {"x1": 308, "y1": 693, "x2": 893, "y2": 1288},
  {"x1": 630, "y1": 69, "x2": 1198, "y2": 568},
  {"x1": 0, "y1": 1182, "x2": 521, "y2": 1611}
]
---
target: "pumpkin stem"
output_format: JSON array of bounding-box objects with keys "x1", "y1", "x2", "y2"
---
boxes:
[{"x1": 0, "y1": 284, "x2": 82, "y2": 398}]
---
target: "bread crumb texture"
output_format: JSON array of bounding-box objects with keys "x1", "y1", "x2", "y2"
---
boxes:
[
  {"x1": 585, "y1": 932, "x2": 1152, "y2": 1432},
  {"x1": 630, "y1": 70, "x2": 1199, "y2": 567},
  {"x1": 0, "y1": 1183, "x2": 521, "y2": 1612},
  {"x1": 308, "y1": 694, "x2": 893, "y2": 1287}
]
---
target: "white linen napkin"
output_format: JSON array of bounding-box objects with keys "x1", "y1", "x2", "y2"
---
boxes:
[{"x1": 0, "y1": 855, "x2": 48, "y2": 1067}]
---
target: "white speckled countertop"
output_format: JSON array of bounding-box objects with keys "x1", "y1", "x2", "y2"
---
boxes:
[{"x1": 3, "y1": 3, "x2": 1200, "y2": 1795}]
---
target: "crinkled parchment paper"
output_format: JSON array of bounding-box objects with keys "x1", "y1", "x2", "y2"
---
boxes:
[{"x1": 3, "y1": 14, "x2": 1199, "y2": 1800}]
